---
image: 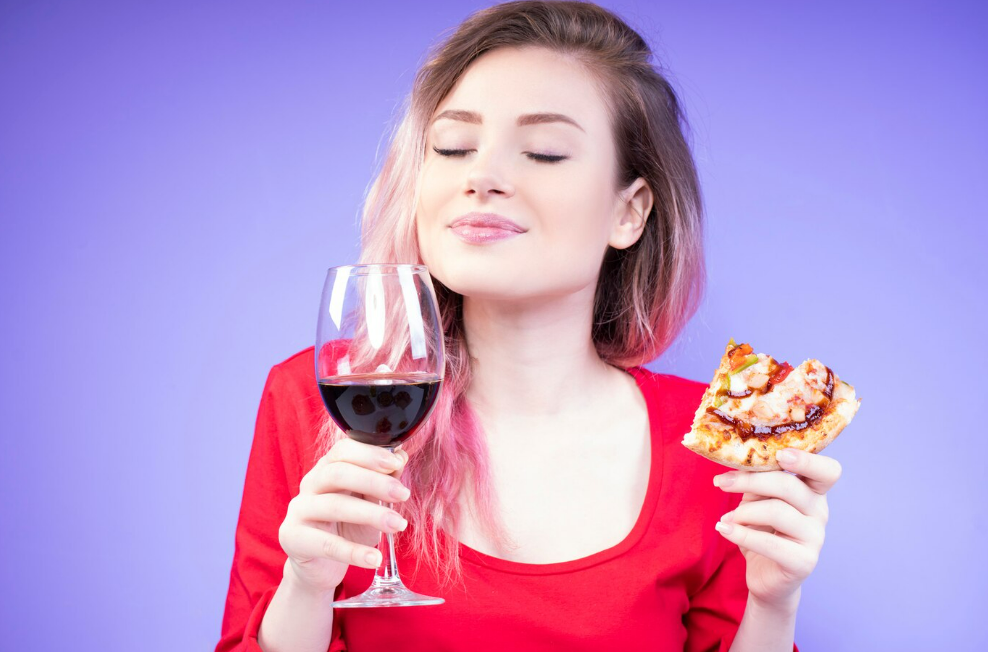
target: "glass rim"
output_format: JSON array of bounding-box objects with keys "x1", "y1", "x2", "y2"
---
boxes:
[{"x1": 326, "y1": 263, "x2": 430, "y2": 276}]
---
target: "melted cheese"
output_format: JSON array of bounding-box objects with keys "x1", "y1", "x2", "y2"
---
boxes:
[{"x1": 720, "y1": 357, "x2": 829, "y2": 426}]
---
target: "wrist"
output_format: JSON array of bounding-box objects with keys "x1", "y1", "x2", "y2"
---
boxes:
[
  {"x1": 282, "y1": 560, "x2": 340, "y2": 602},
  {"x1": 747, "y1": 587, "x2": 801, "y2": 618}
]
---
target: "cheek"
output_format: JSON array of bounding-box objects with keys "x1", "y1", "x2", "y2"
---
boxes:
[
  {"x1": 415, "y1": 170, "x2": 444, "y2": 265},
  {"x1": 533, "y1": 166, "x2": 614, "y2": 262}
]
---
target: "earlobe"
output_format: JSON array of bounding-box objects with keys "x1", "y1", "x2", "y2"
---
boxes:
[{"x1": 609, "y1": 178, "x2": 654, "y2": 250}]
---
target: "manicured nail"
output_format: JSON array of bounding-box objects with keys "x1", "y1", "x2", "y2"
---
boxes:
[
  {"x1": 777, "y1": 449, "x2": 798, "y2": 465},
  {"x1": 721, "y1": 511, "x2": 734, "y2": 523},
  {"x1": 387, "y1": 513, "x2": 408, "y2": 531},
  {"x1": 714, "y1": 474, "x2": 735, "y2": 488},
  {"x1": 390, "y1": 483, "x2": 411, "y2": 501},
  {"x1": 365, "y1": 550, "x2": 382, "y2": 567},
  {"x1": 715, "y1": 522, "x2": 734, "y2": 535}
]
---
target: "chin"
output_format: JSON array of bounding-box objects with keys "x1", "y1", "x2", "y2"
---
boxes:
[
  {"x1": 422, "y1": 237, "x2": 600, "y2": 301},
  {"x1": 431, "y1": 260, "x2": 530, "y2": 300}
]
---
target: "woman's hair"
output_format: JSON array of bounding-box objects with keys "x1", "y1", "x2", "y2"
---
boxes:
[{"x1": 317, "y1": 0, "x2": 704, "y2": 585}]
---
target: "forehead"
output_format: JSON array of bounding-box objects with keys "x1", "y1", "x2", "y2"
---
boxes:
[{"x1": 433, "y1": 46, "x2": 610, "y2": 133}]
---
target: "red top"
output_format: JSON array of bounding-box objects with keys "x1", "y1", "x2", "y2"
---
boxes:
[{"x1": 215, "y1": 347, "x2": 800, "y2": 652}]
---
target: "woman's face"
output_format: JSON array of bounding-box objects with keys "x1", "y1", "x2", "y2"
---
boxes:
[{"x1": 416, "y1": 46, "x2": 651, "y2": 302}]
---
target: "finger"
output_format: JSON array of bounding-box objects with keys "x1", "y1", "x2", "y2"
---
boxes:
[
  {"x1": 304, "y1": 461, "x2": 411, "y2": 503},
  {"x1": 299, "y1": 492, "x2": 408, "y2": 534},
  {"x1": 722, "y1": 498, "x2": 824, "y2": 546},
  {"x1": 715, "y1": 521, "x2": 818, "y2": 578},
  {"x1": 281, "y1": 523, "x2": 382, "y2": 569},
  {"x1": 389, "y1": 448, "x2": 410, "y2": 481},
  {"x1": 776, "y1": 449, "x2": 842, "y2": 495},
  {"x1": 740, "y1": 492, "x2": 769, "y2": 504},
  {"x1": 714, "y1": 470, "x2": 820, "y2": 516},
  {"x1": 738, "y1": 493, "x2": 774, "y2": 533},
  {"x1": 308, "y1": 439, "x2": 405, "y2": 482}
]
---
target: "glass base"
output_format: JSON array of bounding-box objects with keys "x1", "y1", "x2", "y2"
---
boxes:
[{"x1": 332, "y1": 579, "x2": 444, "y2": 608}]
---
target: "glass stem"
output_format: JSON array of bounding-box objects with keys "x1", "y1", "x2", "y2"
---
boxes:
[
  {"x1": 374, "y1": 446, "x2": 401, "y2": 586},
  {"x1": 375, "y1": 507, "x2": 402, "y2": 585}
]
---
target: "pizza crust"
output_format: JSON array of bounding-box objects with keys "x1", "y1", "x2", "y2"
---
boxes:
[{"x1": 681, "y1": 343, "x2": 861, "y2": 471}]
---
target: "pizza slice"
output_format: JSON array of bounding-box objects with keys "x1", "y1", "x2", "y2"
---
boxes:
[{"x1": 682, "y1": 339, "x2": 861, "y2": 471}]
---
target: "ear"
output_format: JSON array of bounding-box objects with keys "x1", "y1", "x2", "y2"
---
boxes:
[{"x1": 608, "y1": 177, "x2": 653, "y2": 250}]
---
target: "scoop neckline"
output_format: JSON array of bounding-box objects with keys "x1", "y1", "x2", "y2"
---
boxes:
[{"x1": 457, "y1": 366, "x2": 665, "y2": 576}]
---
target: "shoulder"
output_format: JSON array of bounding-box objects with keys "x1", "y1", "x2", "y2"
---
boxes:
[
  {"x1": 259, "y1": 346, "x2": 326, "y2": 466},
  {"x1": 270, "y1": 345, "x2": 315, "y2": 378},
  {"x1": 641, "y1": 368, "x2": 707, "y2": 398},
  {"x1": 629, "y1": 366, "x2": 732, "y2": 476},
  {"x1": 628, "y1": 366, "x2": 707, "y2": 424},
  {"x1": 263, "y1": 346, "x2": 316, "y2": 397}
]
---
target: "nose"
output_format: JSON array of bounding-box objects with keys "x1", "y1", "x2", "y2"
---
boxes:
[{"x1": 465, "y1": 149, "x2": 515, "y2": 199}]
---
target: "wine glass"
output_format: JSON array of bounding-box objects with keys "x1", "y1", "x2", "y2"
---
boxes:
[{"x1": 315, "y1": 263, "x2": 445, "y2": 608}]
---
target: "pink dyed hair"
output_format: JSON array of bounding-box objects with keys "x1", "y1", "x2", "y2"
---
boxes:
[{"x1": 316, "y1": 0, "x2": 705, "y2": 585}]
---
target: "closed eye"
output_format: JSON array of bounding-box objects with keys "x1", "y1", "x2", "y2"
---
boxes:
[{"x1": 432, "y1": 146, "x2": 567, "y2": 164}]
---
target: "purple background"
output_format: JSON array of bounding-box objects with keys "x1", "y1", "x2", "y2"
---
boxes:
[{"x1": 1, "y1": 1, "x2": 985, "y2": 649}]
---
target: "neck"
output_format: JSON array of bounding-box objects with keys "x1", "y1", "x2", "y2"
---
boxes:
[{"x1": 461, "y1": 287, "x2": 618, "y2": 421}]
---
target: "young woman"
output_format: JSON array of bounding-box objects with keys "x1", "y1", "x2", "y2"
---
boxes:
[{"x1": 216, "y1": 2, "x2": 840, "y2": 650}]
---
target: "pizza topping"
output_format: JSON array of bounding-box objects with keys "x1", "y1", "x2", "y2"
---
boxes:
[
  {"x1": 728, "y1": 343, "x2": 754, "y2": 370},
  {"x1": 719, "y1": 351, "x2": 771, "y2": 398},
  {"x1": 769, "y1": 361, "x2": 794, "y2": 386},
  {"x1": 709, "y1": 403, "x2": 825, "y2": 440},
  {"x1": 733, "y1": 354, "x2": 759, "y2": 375},
  {"x1": 727, "y1": 372, "x2": 753, "y2": 398},
  {"x1": 746, "y1": 373, "x2": 770, "y2": 390},
  {"x1": 708, "y1": 366, "x2": 835, "y2": 441},
  {"x1": 714, "y1": 344, "x2": 834, "y2": 424},
  {"x1": 751, "y1": 401, "x2": 775, "y2": 422}
]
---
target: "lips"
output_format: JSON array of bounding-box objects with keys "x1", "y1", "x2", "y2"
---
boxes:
[
  {"x1": 449, "y1": 212, "x2": 526, "y2": 245},
  {"x1": 449, "y1": 212, "x2": 526, "y2": 232}
]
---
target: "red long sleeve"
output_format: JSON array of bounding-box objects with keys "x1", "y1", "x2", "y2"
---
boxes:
[
  {"x1": 215, "y1": 357, "x2": 327, "y2": 650},
  {"x1": 215, "y1": 348, "x2": 800, "y2": 651}
]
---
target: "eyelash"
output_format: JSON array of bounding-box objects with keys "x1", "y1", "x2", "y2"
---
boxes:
[{"x1": 432, "y1": 146, "x2": 567, "y2": 164}]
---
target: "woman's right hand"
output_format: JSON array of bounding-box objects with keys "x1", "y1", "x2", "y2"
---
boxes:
[{"x1": 278, "y1": 438, "x2": 411, "y2": 595}]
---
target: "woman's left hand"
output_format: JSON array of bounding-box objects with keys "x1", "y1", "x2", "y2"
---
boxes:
[{"x1": 712, "y1": 448, "x2": 842, "y2": 612}]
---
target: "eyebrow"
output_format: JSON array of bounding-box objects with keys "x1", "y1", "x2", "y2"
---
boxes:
[{"x1": 431, "y1": 109, "x2": 585, "y2": 133}]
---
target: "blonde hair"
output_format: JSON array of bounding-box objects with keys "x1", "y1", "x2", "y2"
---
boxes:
[{"x1": 317, "y1": 0, "x2": 705, "y2": 585}]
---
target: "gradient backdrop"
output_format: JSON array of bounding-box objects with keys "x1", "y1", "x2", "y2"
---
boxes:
[{"x1": 1, "y1": 1, "x2": 985, "y2": 650}]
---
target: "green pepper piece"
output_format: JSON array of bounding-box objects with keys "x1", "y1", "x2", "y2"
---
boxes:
[{"x1": 729, "y1": 353, "x2": 759, "y2": 376}]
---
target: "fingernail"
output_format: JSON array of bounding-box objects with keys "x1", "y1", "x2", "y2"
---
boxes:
[
  {"x1": 365, "y1": 550, "x2": 381, "y2": 567},
  {"x1": 390, "y1": 484, "x2": 411, "y2": 501},
  {"x1": 715, "y1": 522, "x2": 734, "y2": 535},
  {"x1": 721, "y1": 510, "x2": 734, "y2": 523},
  {"x1": 714, "y1": 474, "x2": 735, "y2": 488},
  {"x1": 387, "y1": 513, "x2": 408, "y2": 531},
  {"x1": 777, "y1": 449, "x2": 798, "y2": 465}
]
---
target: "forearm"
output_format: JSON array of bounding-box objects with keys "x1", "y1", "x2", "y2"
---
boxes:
[
  {"x1": 257, "y1": 561, "x2": 338, "y2": 652},
  {"x1": 728, "y1": 589, "x2": 800, "y2": 652}
]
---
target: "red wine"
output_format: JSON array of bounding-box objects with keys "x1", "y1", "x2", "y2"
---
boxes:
[{"x1": 318, "y1": 373, "x2": 441, "y2": 447}]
